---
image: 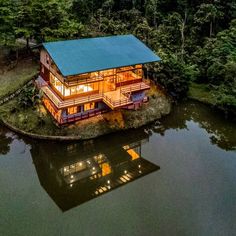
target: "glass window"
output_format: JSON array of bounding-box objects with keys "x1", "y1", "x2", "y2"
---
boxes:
[
  {"x1": 84, "y1": 102, "x2": 95, "y2": 111},
  {"x1": 68, "y1": 106, "x2": 77, "y2": 115}
]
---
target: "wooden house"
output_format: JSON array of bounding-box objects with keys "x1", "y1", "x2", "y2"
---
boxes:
[{"x1": 36, "y1": 35, "x2": 160, "y2": 124}]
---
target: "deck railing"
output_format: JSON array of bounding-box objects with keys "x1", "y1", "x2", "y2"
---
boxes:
[
  {"x1": 37, "y1": 77, "x2": 150, "y2": 110},
  {"x1": 102, "y1": 93, "x2": 132, "y2": 109},
  {"x1": 60, "y1": 109, "x2": 108, "y2": 124},
  {"x1": 41, "y1": 85, "x2": 103, "y2": 109},
  {"x1": 60, "y1": 93, "x2": 103, "y2": 108},
  {"x1": 121, "y1": 82, "x2": 150, "y2": 94}
]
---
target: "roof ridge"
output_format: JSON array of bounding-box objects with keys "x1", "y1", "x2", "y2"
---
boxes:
[{"x1": 42, "y1": 34, "x2": 135, "y2": 46}]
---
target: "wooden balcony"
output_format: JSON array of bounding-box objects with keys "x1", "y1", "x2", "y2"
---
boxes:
[
  {"x1": 36, "y1": 77, "x2": 150, "y2": 110},
  {"x1": 102, "y1": 82, "x2": 149, "y2": 109},
  {"x1": 121, "y1": 82, "x2": 150, "y2": 94},
  {"x1": 102, "y1": 90, "x2": 132, "y2": 109},
  {"x1": 36, "y1": 77, "x2": 103, "y2": 109}
]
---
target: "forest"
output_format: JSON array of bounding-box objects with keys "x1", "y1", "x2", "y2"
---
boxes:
[{"x1": 0, "y1": 0, "x2": 236, "y2": 113}]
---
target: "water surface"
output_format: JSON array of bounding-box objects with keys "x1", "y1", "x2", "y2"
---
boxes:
[{"x1": 0, "y1": 100, "x2": 235, "y2": 236}]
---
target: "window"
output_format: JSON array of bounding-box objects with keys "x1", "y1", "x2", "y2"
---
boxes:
[
  {"x1": 67, "y1": 107, "x2": 77, "y2": 115},
  {"x1": 84, "y1": 102, "x2": 95, "y2": 111},
  {"x1": 100, "y1": 163, "x2": 111, "y2": 176},
  {"x1": 46, "y1": 54, "x2": 50, "y2": 64},
  {"x1": 50, "y1": 73, "x2": 64, "y2": 95}
]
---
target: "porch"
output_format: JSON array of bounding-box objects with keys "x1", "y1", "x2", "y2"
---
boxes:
[
  {"x1": 36, "y1": 77, "x2": 150, "y2": 110},
  {"x1": 36, "y1": 76, "x2": 103, "y2": 109},
  {"x1": 102, "y1": 82, "x2": 150, "y2": 109}
]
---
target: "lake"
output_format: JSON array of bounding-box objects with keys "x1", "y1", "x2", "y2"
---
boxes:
[{"x1": 0, "y1": 100, "x2": 235, "y2": 236}]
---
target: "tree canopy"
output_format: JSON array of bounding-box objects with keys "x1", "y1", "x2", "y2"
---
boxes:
[{"x1": 0, "y1": 0, "x2": 235, "y2": 110}]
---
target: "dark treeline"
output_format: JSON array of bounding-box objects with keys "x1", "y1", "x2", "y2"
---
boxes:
[{"x1": 0, "y1": 0, "x2": 235, "y2": 110}]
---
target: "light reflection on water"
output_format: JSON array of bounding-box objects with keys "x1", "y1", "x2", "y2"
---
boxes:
[
  {"x1": 29, "y1": 130, "x2": 159, "y2": 211},
  {"x1": 0, "y1": 100, "x2": 235, "y2": 236}
]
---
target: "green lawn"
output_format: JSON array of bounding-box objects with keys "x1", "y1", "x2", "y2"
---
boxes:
[
  {"x1": 0, "y1": 60, "x2": 38, "y2": 99},
  {"x1": 188, "y1": 82, "x2": 217, "y2": 105}
]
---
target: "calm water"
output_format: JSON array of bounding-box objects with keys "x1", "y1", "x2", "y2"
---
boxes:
[{"x1": 0, "y1": 100, "x2": 235, "y2": 236}]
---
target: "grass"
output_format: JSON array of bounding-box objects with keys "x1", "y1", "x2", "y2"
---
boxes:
[
  {"x1": 0, "y1": 60, "x2": 38, "y2": 100},
  {"x1": 188, "y1": 82, "x2": 217, "y2": 105}
]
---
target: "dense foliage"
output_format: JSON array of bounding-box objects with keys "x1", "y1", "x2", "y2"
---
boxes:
[{"x1": 0, "y1": 0, "x2": 235, "y2": 109}]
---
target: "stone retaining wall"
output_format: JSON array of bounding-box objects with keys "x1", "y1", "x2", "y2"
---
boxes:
[{"x1": 1, "y1": 118, "x2": 82, "y2": 141}]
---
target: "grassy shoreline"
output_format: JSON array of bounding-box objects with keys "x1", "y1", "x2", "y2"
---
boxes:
[
  {"x1": 188, "y1": 82, "x2": 236, "y2": 118},
  {"x1": 0, "y1": 60, "x2": 38, "y2": 100},
  {"x1": 0, "y1": 84, "x2": 171, "y2": 139}
]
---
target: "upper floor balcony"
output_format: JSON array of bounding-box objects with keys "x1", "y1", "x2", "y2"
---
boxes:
[{"x1": 36, "y1": 76, "x2": 150, "y2": 110}]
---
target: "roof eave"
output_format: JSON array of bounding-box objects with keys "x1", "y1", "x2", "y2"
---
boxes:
[{"x1": 63, "y1": 59, "x2": 161, "y2": 78}]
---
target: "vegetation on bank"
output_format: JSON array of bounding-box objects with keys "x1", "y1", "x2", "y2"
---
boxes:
[
  {"x1": 188, "y1": 82, "x2": 236, "y2": 116},
  {"x1": 0, "y1": 60, "x2": 38, "y2": 99},
  {"x1": 1, "y1": 0, "x2": 235, "y2": 113},
  {"x1": 0, "y1": 83, "x2": 170, "y2": 139}
]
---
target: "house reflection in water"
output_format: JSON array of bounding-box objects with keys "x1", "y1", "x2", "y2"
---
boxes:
[{"x1": 30, "y1": 131, "x2": 159, "y2": 212}]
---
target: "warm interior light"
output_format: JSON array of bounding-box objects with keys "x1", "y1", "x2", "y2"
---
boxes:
[
  {"x1": 101, "y1": 163, "x2": 111, "y2": 176},
  {"x1": 127, "y1": 149, "x2": 140, "y2": 160}
]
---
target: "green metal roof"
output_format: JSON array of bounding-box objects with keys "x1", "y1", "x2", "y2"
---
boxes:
[{"x1": 43, "y1": 35, "x2": 161, "y2": 77}]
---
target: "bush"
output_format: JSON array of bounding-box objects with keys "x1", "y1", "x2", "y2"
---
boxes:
[{"x1": 17, "y1": 84, "x2": 42, "y2": 108}]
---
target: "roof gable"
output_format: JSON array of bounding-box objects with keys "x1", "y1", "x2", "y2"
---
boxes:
[{"x1": 43, "y1": 35, "x2": 161, "y2": 77}]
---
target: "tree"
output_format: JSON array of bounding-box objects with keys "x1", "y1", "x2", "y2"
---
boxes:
[
  {"x1": 194, "y1": 3, "x2": 223, "y2": 38},
  {"x1": 0, "y1": 0, "x2": 15, "y2": 46}
]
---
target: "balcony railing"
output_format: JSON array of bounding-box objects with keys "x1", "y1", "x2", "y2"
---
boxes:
[
  {"x1": 102, "y1": 93, "x2": 132, "y2": 109},
  {"x1": 121, "y1": 82, "x2": 150, "y2": 94},
  {"x1": 36, "y1": 77, "x2": 150, "y2": 110}
]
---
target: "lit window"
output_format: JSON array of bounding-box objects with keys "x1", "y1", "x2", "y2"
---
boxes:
[
  {"x1": 84, "y1": 102, "x2": 95, "y2": 111},
  {"x1": 101, "y1": 163, "x2": 111, "y2": 176},
  {"x1": 68, "y1": 107, "x2": 77, "y2": 115}
]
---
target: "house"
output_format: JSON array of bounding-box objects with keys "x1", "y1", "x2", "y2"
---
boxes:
[{"x1": 36, "y1": 34, "x2": 160, "y2": 124}]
